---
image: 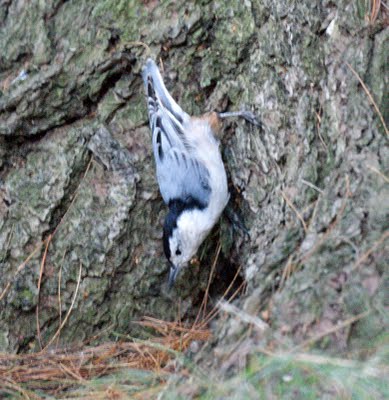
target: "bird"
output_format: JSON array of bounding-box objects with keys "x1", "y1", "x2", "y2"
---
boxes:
[{"x1": 142, "y1": 58, "x2": 258, "y2": 288}]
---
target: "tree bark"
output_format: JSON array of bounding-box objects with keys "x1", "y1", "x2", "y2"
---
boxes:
[{"x1": 0, "y1": 0, "x2": 387, "y2": 356}]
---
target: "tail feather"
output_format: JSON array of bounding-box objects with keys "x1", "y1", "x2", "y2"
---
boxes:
[{"x1": 142, "y1": 59, "x2": 189, "y2": 126}]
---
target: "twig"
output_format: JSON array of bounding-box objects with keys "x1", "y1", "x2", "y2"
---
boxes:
[
  {"x1": 52, "y1": 157, "x2": 93, "y2": 238},
  {"x1": 215, "y1": 264, "x2": 243, "y2": 307},
  {"x1": 345, "y1": 61, "x2": 388, "y2": 137},
  {"x1": 352, "y1": 230, "x2": 389, "y2": 270},
  {"x1": 315, "y1": 108, "x2": 328, "y2": 151},
  {"x1": 195, "y1": 242, "x2": 221, "y2": 325},
  {"x1": 291, "y1": 310, "x2": 370, "y2": 352},
  {"x1": 367, "y1": 164, "x2": 389, "y2": 183},
  {"x1": 300, "y1": 175, "x2": 351, "y2": 264},
  {"x1": 279, "y1": 255, "x2": 295, "y2": 290},
  {"x1": 82, "y1": 324, "x2": 114, "y2": 346},
  {"x1": 204, "y1": 242, "x2": 221, "y2": 313},
  {"x1": 292, "y1": 352, "x2": 388, "y2": 378},
  {"x1": 281, "y1": 190, "x2": 308, "y2": 233},
  {"x1": 56, "y1": 253, "x2": 66, "y2": 348},
  {"x1": 36, "y1": 234, "x2": 52, "y2": 350},
  {"x1": 369, "y1": 0, "x2": 382, "y2": 23},
  {"x1": 202, "y1": 280, "x2": 246, "y2": 326},
  {"x1": 301, "y1": 179, "x2": 324, "y2": 194},
  {"x1": 0, "y1": 240, "x2": 46, "y2": 302},
  {"x1": 0, "y1": 224, "x2": 14, "y2": 263},
  {"x1": 218, "y1": 301, "x2": 269, "y2": 333},
  {"x1": 0, "y1": 158, "x2": 92, "y2": 304},
  {"x1": 0, "y1": 283, "x2": 11, "y2": 303},
  {"x1": 175, "y1": 298, "x2": 182, "y2": 333},
  {"x1": 159, "y1": 57, "x2": 165, "y2": 73},
  {"x1": 120, "y1": 41, "x2": 151, "y2": 56},
  {"x1": 142, "y1": 347, "x2": 161, "y2": 372},
  {"x1": 44, "y1": 262, "x2": 83, "y2": 350},
  {"x1": 307, "y1": 198, "x2": 320, "y2": 230},
  {"x1": 0, "y1": 377, "x2": 41, "y2": 400},
  {"x1": 58, "y1": 362, "x2": 84, "y2": 382}
]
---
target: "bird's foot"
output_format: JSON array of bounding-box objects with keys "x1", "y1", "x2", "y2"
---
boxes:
[{"x1": 218, "y1": 110, "x2": 261, "y2": 127}]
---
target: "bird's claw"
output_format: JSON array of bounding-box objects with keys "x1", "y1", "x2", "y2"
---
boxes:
[{"x1": 218, "y1": 110, "x2": 261, "y2": 127}]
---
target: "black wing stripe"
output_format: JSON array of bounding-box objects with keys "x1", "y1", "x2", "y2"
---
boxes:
[{"x1": 156, "y1": 129, "x2": 163, "y2": 160}]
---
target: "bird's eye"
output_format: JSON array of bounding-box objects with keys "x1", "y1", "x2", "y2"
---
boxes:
[{"x1": 175, "y1": 248, "x2": 182, "y2": 256}]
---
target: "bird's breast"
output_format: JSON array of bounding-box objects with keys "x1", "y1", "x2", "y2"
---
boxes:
[{"x1": 187, "y1": 119, "x2": 229, "y2": 220}]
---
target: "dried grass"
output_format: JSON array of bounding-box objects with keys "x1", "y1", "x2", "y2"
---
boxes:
[
  {"x1": 280, "y1": 190, "x2": 308, "y2": 233},
  {"x1": 290, "y1": 311, "x2": 371, "y2": 352},
  {"x1": 345, "y1": 61, "x2": 388, "y2": 137},
  {"x1": 314, "y1": 107, "x2": 328, "y2": 151},
  {"x1": 0, "y1": 195, "x2": 246, "y2": 397},
  {"x1": 0, "y1": 227, "x2": 225, "y2": 398},
  {"x1": 0, "y1": 157, "x2": 93, "y2": 304},
  {"x1": 300, "y1": 175, "x2": 351, "y2": 264},
  {"x1": 352, "y1": 230, "x2": 389, "y2": 270},
  {"x1": 368, "y1": 0, "x2": 383, "y2": 23},
  {"x1": 0, "y1": 239, "x2": 46, "y2": 302},
  {"x1": 195, "y1": 241, "x2": 222, "y2": 325},
  {"x1": 44, "y1": 262, "x2": 83, "y2": 350},
  {"x1": 367, "y1": 164, "x2": 389, "y2": 183},
  {"x1": 0, "y1": 317, "x2": 211, "y2": 397},
  {"x1": 36, "y1": 235, "x2": 52, "y2": 350}
]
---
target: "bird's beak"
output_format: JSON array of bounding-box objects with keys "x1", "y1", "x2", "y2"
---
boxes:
[{"x1": 168, "y1": 263, "x2": 180, "y2": 290}]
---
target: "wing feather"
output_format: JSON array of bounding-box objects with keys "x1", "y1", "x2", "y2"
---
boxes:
[{"x1": 142, "y1": 59, "x2": 211, "y2": 207}]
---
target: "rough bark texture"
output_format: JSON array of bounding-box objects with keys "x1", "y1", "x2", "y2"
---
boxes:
[{"x1": 0, "y1": 0, "x2": 387, "y2": 368}]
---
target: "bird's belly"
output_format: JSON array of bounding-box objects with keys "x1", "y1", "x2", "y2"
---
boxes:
[
  {"x1": 188, "y1": 122, "x2": 229, "y2": 218},
  {"x1": 206, "y1": 157, "x2": 229, "y2": 221}
]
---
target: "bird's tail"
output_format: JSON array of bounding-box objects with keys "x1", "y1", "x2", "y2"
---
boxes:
[{"x1": 142, "y1": 58, "x2": 189, "y2": 126}]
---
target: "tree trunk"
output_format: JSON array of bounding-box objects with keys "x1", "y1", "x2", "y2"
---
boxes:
[{"x1": 0, "y1": 0, "x2": 387, "y2": 359}]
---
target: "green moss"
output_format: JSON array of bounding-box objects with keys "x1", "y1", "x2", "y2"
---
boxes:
[
  {"x1": 11, "y1": 288, "x2": 36, "y2": 311},
  {"x1": 92, "y1": 0, "x2": 146, "y2": 41},
  {"x1": 200, "y1": 2, "x2": 255, "y2": 87},
  {"x1": 0, "y1": 331, "x2": 9, "y2": 350},
  {"x1": 356, "y1": 0, "x2": 370, "y2": 20},
  {"x1": 301, "y1": 37, "x2": 324, "y2": 82}
]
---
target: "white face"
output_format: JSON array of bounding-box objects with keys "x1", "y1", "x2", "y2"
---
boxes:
[
  {"x1": 168, "y1": 226, "x2": 197, "y2": 270},
  {"x1": 165, "y1": 208, "x2": 213, "y2": 286}
]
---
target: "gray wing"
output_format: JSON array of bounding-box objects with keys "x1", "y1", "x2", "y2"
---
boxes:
[{"x1": 142, "y1": 59, "x2": 211, "y2": 207}]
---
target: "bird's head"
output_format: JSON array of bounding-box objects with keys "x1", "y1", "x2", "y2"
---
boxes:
[{"x1": 163, "y1": 204, "x2": 209, "y2": 288}]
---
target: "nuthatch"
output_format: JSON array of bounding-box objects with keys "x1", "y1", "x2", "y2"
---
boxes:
[{"x1": 142, "y1": 59, "x2": 258, "y2": 288}]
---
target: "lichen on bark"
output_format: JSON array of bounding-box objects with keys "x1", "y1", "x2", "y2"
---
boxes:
[{"x1": 0, "y1": 3, "x2": 387, "y2": 385}]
